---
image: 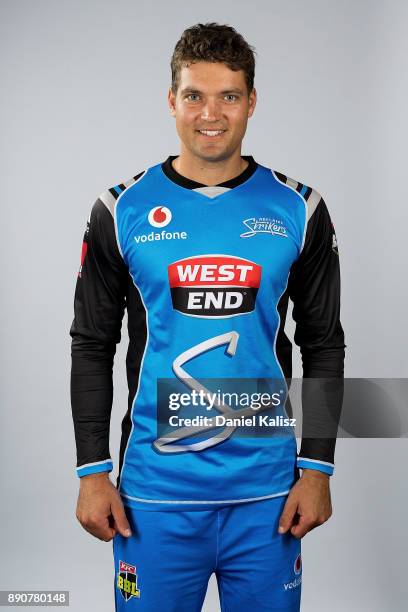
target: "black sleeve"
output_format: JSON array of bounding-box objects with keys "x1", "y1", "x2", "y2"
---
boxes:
[
  {"x1": 69, "y1": 197, "x2": 128, "y2": 477},
  {"x1": 288, "y1": 196, "x2": 346, "y2": 475}
]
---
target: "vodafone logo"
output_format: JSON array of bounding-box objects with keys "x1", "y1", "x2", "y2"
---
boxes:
[
  {"x1": 294, "y1": 553, "x2": 302, "y2": 575},
  {"x1": 168, "y1": 254, "x2": 262, "y2": 318},
  {"x1": 282, "y1": 555, "x2": 302, "y2": 591},
  {"x1": 148, "y1": 206, "x2": 172, "y2": 228}
]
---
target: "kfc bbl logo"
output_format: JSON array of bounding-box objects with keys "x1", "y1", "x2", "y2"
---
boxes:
[{"x1": 117, "y1": 560, "x2": 141, "y2": 601}]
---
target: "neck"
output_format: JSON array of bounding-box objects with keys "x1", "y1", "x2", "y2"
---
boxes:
[{"x1": 172, "y1": 147, "x2": 248, "y2": 186}]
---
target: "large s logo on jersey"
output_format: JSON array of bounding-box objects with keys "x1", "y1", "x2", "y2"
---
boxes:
[{"x1": 168, "y1": 255, "x2": 262, "y2": 318}]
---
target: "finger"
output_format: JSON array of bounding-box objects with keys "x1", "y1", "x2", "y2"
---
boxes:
[
  {"x1": 81, "y1": 515, "x2": 116, "y2": 542},
  {"x1": 84, "y1": 524, "x2": 115, "y2": 542},
  {"x1": 108, "y1": 512, "x2": 122, "y2": 537},
  {"x1": 278, "y1": 497, "x2": 299, "y2": 534},
  {"x1": 290, "y1": 516, "x2": 316, "y2": 539},
  {"x1": 111, "y1": 497, "x2": 132, "y2": 537}
]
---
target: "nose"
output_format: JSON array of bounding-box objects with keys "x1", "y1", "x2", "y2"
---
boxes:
[{"x1": 200, "y1": 98, "x2": 220, "y2": 122}]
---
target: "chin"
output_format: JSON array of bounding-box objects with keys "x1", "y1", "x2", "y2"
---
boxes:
[{"x1": 196, "y1": 147, "x2": 232, "y2": 163}]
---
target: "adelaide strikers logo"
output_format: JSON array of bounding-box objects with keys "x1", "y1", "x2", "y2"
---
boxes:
[
  {"x1": 240, "y1": 216, "x2": 288, "y2": 239},
  {"x1": 148, "y1": 205, "x2": 172, "y2": 228},
  {"x1": 294, "y1": 553, "x2": 302, "y2": 575},
  {"x1": 117, "y1": 560, "x2": 141, "y2": 601}
]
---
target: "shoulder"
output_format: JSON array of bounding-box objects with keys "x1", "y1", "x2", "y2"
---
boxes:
[
  {"x1": 96, "y1": 169, "x2": 148, "y2": 218},
  {"x1": 269, "y1": 168, "x2": 338, "y2": 254},
  {"x1": 84, "y1": 169, "x2": 147, "y2": 248},
  {"x1": 271, "y1": 169, "x2": 324, "y2": 222}
]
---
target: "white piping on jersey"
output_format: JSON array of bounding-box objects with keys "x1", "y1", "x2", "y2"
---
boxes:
[
  {"x1": 120, "y1": 489, "x2": 291, "y2": 505},
  {"x1": 98, "y1": 170, "x2": 147, "y2": 218},
  {"x1": 114, "y1": 170, "x2": 147, "y2": 258},
  {"x1": 117, "y1": 268, "x2": 150, "y2": 490},
  {"x1": 95, "y1": 170, "x2": 149, "y2": 486},
  {"x1": 270, "y1": 170, "x2": 327, "y2": 451},
  {"x1": 305, "y1": 188, "x2": 322, "y2": 219},
  {"x1": 98, "y1": 169, "x2": 148, "y2": 257},
  {"x1": 272, "y1": 269, "x2": 291, "y2": 417},
  {"x1": 77, "y1": 459, "x2": 112, "y2": 469},
  {"x1": 297, "y1": 457, "x2": 334, "y2": 467},
  {"x1": 269, "y1": 171, "x2": 321, "y2": 430},
  {"x1": 270, "y1": 169, "x2": 308, "y2": 255},
  {"x1": 270, "y1": 169, "x2": 321, "y2": 256}
]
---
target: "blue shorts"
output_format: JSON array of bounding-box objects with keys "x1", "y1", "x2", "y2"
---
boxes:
[{"x1": 113, "y1": 495, "x2": 301, "y2": 611}]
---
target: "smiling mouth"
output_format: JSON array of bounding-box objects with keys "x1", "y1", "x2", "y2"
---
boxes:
[{"x1": 196, "y1": 129, "x2": 226, "y2": 137}]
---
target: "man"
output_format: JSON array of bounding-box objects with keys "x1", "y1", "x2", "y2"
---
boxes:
[{"x1": 70, "y1": 22, "x2": 345, "y2": 611}]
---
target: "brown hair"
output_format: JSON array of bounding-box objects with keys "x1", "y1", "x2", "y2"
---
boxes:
[{"x1": 171, "y1": 22, "x2": 256, "y2": 96}]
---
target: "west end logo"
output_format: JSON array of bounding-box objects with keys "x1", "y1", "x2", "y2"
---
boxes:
[
  {"x1": 117, "y1": 560, "x2": 141, "y2": 601},
  {"x1": 240, "y1": 217, "x2": 288, "y2": 239},
  {"x1": 168, "y1": 254, "x2": 262, "y2": 318}
]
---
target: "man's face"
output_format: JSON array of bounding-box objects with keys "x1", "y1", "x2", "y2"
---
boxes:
[{"x1": 168, "y1": 61, "x2": 257, "y2": 162}]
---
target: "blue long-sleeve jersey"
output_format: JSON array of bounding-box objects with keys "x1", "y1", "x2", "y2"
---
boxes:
[{"x1": 70, "y1": 155, "x2": 346, "y2": 511}]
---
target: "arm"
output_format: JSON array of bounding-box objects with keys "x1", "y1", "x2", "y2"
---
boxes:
[
  {"x1": 279, "y1": 192, "x2": 346, "y2": 538},
  {"x1": 70, "y1": 196, "x2": 131, "y2": 541}
]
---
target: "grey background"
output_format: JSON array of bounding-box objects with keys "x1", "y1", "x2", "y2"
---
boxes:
[{"x1": 1, "y1": 0, "x2": 407, "y2": 610}]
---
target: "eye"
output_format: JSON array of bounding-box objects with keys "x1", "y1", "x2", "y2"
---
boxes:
[
  {"x1": 186, "y1": 93, "x2": 200, "y2": 102},
  {"x1": 225, "y1": 94, "x2": 238, "y2": 102}
]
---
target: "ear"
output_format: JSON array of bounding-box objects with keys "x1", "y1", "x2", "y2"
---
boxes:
[
  {"x1": 168, "y1": 87, "x2": 176, "y2": 117},
  {"x1": 248, "y1": 87, "x2": 257, "y2": 118}
]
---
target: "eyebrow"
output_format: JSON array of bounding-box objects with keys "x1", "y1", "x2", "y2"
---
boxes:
[{"x1": 180, "y1": 88, "x2": 244, "y2": 96}]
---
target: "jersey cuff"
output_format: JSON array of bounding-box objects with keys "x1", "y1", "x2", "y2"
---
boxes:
[
  {"x1": 76, "y1": 459, "x2": 113, "y2": 478},
  {"x1": 297, "y1": 457, "x2": 334, "y2": 475}
]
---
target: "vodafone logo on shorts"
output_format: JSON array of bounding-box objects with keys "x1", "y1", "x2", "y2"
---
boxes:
[
  {"x1": 168, "y1": 254, "x2": 262, "y2": 318},
  {"x1": 148, "y1": 206, "x2": 172, "y2": 228},
  {"x1": 294, "y1": 553, "x2": 302, "y2": 575},
  {"x1": 282, "y1": 554, "x2": 302, "y2": 591}
]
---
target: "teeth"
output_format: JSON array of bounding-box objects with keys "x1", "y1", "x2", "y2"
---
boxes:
[{"x1": 199, "y1": 130, "x2": 224, "y2": 136}]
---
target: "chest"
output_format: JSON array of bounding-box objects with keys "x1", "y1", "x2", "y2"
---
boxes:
[{"x1": 119, "y1": 189, "x2": 303, "y2": 310}]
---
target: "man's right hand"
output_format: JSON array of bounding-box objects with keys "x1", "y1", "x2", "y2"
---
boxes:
[{"x1": 76, "y1": 472, "x2": 132, "y2": 542}]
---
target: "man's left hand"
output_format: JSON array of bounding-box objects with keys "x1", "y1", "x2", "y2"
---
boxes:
[{"x1": 277, "y1": 469, "x2": 332, "y2": 539}]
